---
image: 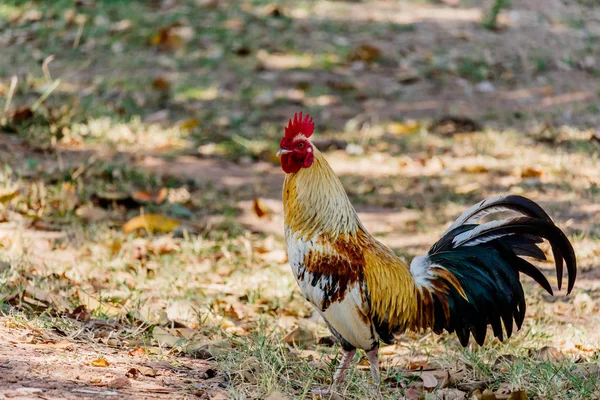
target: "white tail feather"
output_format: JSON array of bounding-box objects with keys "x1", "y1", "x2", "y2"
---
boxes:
[{"x1": 452, "y1": 219, "x2": 514, "y2": 248}]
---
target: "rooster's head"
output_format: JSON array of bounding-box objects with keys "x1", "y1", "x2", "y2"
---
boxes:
[{"x1": 277, "y1": 112, "x2": 315, "y2": 174}]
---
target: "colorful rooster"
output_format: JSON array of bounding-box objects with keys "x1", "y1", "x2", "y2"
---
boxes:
[{"x1": 278, "y1": 112, "x2": 577, "y2": 395}]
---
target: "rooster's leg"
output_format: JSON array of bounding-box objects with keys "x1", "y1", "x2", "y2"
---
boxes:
[
  {"x1": 366, "y1": 346, "x2": 380, "y2": 386},
  {"x1": 367, "y1": 346, "x2": 383, "y2": 399},
  {"x1": 332, "y1": 348, "x2": 356, "y2": 389},
  {"x1": 311, "y1": 348, "x2": 356, "y2": 396}
]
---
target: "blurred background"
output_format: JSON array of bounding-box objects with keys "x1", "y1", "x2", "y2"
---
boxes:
[{"x1": 1, "y1": 0, "x2": 600, "y2": 399}]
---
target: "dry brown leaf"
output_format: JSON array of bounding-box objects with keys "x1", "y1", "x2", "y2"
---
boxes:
[
  {"x1": 404, "y1": 386, "x2": 424, "y2": 400},
  {"x1": 430, "y1": 116, "x2": 481, "y2": 135},
  {"x1": 283, "y1": 326, "x2": 316, "y2": 347},
  {"x1": 76, "y1": 206, "x2": 108, "y2": 222},
  {"x1": 265, "y1": 391, "x2": 290, "y2": 400},
  {"x1": 91, "y1": 357, "x2": 110, "y2": 367},
  {"x1": 48, "y1": 340, "x2": 75, "y2": 350},
  {"x1": 153, "y1": 327, "x2": 180, "y2": 348},
  {"x1": 535, "y1": 346, "x2": 564, "y2": 362},
  {"x1": 152, "y1": 77, "x2": 170, "y2": 91},
  {"x1": 126, "y1": 368, "x2": 139, "y2": 379},
  {"x1": 507, "y1": 391, "x2": 528, "y2": 400},
  {"x1": 174, "y1": 328, "x2": 196, "y2": 340},
  {"x1": 131, "y1": 190, "x2": 155, "y2": 203},
  {"x1": 128, "y1": 347, "x2": 146, "y2": 357},
  {"x1": 108, "y1": 377, "x2": 130, "y2": 389},
  {"x1": 150, "y1": 24, "x2": 194, "y2": 50},
  {"x1": 11, "y1": 107, "x2": 33, "y2": 124},
  {"x1": 433, "y1": 389, "x2": 467, "y2": 399},
  {"x1": 477, "y1": 389, "x2": 497, "y2": 400},
  {"x1": 138, "y1": 366, "x2": 159, "y2": 377},
  {"x1": 520, "y1": 167, "x2": 544, "y2": 178},
  {"x1": 77, "y1": 290, "x2": 122, "y2": 317},
  {"x1": 24, "y1": 286, "x2": 70, "y2": 312},
  {"x1": 406, "y1": 361, "x2": 431, "y2": 371},
  {"x1": 348, "y1": 43, "x2": 381, "y2": 63},
  {"x1": 156, "y1": 187, "x2": 168, "y2": 204},
  {"x1": 252, "y1": 198, "x2": 271, "y2": 218},
  {"x1": 123, "y1": 214, "x2": 180, "y2": 234},
  {"x1": 421, "y1": 371, "x2": 438, "y2": 390}
]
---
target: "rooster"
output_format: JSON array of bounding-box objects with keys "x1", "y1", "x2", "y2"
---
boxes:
[{"x1": 278, "y1": 112, "x2": 577, "y2": 395}]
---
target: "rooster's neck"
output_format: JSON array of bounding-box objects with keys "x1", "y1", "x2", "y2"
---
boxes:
[{"x1": 282, "y1": 149, "x2": 363, "y2": 240}]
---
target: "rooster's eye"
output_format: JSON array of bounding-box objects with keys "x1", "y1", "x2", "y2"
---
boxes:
[{"x1": 298, "y1": 142, "x2": 304, "y2": 149}]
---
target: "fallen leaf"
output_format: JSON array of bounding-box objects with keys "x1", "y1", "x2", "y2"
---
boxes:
[
  {"x1": 252, "y1": 198, "x2": 271, "y2": 218},
  {"x1": 156, "y1": 187, "x2": 168, "y2": 204},
  {"x1": 91, "y1": 357, "x2": 110, "y2": 367},
  {"x1": 388, "y1": 121, "x2": 421, "y2": 135},
  {"x1": 507, "y1": 391, "x2": 528, "y2": 400},
  {"x1": 152, "y1": 77, "x2": 170, "y2": 91},
  {"x1": 433, "y1": 389, "x2": 467, "y2": 399},
  {"x1": 131, "y1": 190, "x2": 155, "y2": 203},
  {"x1": 454, "y1": 182, "x2": 480, "y2": 194},
  {"x1": 477, "y1": 389, "x2": 497, "y2": 400},
  {"x1": 265, "y1": 391, "x2": 290, "y2": 400},
  {"x1": 348, "y1": 43, "x2": 382, "y2": 63},
  {"x1": 430, "y1": 116, "x2": 481, "y2": 135},
  {"x1": 126, "y1": 368, "x2": 139, "y2": 379},
  {"x1": 535, "y1": 346, "x2": 564, "y2": 362},
  {"x1": 11, "y1": 107, "x2": 33, "y2": 124},
  {"x1": 76, "y1": 206, "x2": 109, "y2": 222},
  {"x1": 0, "y1": 186, "x2": 19, "y2": 203},
  {"x1": 23, "y1": 286, "x2": 70, "y2": 312},
  {"x1": 421, "y1": 371, "x2": 438, "y2": 390},
  {"x1": 153, "y1": 326, "x2": 180, "y2": 348},
  {"x1": 179, "y1": 118, "x2": 200, "y2": 131},
  {"x1": 404, "y1": 386, "x2": 424, "y2": 400},
  {"x1": 107, "y1": 377, "x2": 130, "y2": 389},
  {"x1": 128, "y1": 347, "x2": 146, "y2": 357},
  {"x1": 283, "y1": 326, "x2": 317, "y2": 347},
  {"x1": 48, "y1": 340, "x2": 75, "y2": 350},
  {"x1": 185, "y1": 339, "x2": 231, "y2": 359},
  {"x1": 110, "y1": 19, "x2": 133, "y2": 33},
  {"x1": 463, "y1": 164, "x2": 489, "y2": 173},
  {"x1": 138, "y1": 366, "x2": 159, "y2": 377},
  {"x1": 123, "y1": 214, "x2": 180, "y2": 234},
  {"x1": 520, "y1": 167, "x2": 544, "y2": 178},
  {"x1": 77, "y1": 290, "x2": 122, "y2": 317},
  {"x1": 150, "y1": 23, "x2": 194, "y2": 50}
]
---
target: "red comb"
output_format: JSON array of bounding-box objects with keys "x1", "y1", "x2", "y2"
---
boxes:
[{"x1": 284, "y1": 112, "x2": 314, "y2": 139}]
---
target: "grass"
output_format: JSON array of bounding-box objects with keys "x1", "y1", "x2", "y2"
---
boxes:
[{"x1": 1, "y1": 0, "x2": 600, "y2": 398}]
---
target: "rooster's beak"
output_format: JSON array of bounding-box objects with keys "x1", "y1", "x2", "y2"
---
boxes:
[{"x1": 276, "y1": 148, "x2": 291, "y2": 157}]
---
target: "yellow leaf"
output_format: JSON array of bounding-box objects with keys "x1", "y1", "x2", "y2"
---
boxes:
[
  {"x1": 388, "y1": 121, "x2": 421, "y2": 135},
  {"x1": 463, "y1": 164, "x2": 489, "y2": 173},
  {"x1": 179, "y1": 118, "x2": 200, "y2": 131},
  {"x1": 123, "y1": 214, "x2": 180, "y2": 234},
  {"x1": 521, "y1": 166, "x2": 544, "y2": 178},
  {"x1": 0, "y1": 186, "x2": 19, "y2": 203},
  {"x1": 91, "y1": 357, "x2": 110, "y2": 367}
]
